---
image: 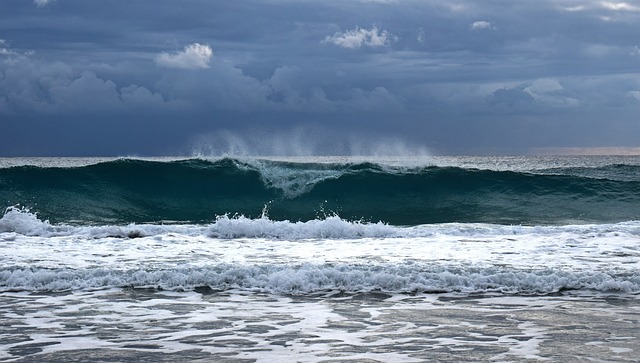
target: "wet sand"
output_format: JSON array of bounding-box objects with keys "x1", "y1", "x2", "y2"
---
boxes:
[{"x1": 1, "y1": 288, "x2": 638, "y2": 362}]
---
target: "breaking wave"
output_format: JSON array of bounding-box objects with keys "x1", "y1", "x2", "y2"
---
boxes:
[{"x1": 2, "y1": 158, "x2": 640, "y2": 225}]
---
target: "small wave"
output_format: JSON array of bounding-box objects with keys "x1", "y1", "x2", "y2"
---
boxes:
[
  {"x1": 208, "y1": 214, "x2": 399, "y2": 239},
  {"x1": 3, "y1": 207, "x2": 640, "y2": 240},
  {"x1": 2, "y1": 264, "x2": 638, "y2": 294},
  {"x1": 0, "y1": 207, "x2": 400, "y2": 239}
]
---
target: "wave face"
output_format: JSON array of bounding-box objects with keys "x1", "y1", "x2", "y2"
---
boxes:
[{"x1": 2, "y1": 157, "x2": 640, "y2": 225}]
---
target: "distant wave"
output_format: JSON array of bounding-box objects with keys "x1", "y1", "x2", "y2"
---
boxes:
[{"x1": 2, "y1": 158, "x2": 640, "y2": 225}]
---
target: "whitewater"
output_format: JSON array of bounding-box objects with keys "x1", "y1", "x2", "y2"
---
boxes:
[{"x1": 1, "y1": 156, "x2": 639, "y2": 362}]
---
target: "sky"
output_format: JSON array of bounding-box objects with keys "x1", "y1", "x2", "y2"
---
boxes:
[{"x1": 1, "y1": 0, "x2": 640, "y2": 156}]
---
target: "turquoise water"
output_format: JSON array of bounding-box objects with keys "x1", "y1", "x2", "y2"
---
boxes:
[{"x1": 2, "y1": 156, "x2": 640, "y2": 225}]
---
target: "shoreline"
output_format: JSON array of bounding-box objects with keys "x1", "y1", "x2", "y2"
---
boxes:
[{"x1": 2, "y1": 289, "x2": 638, "y2": 362}]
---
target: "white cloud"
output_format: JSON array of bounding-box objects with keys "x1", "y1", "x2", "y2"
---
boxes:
[
  {"x1": 0, "y1": 39, "x2": 17, "y2": 56},
  {"x1": 562, "y1": 5, "x2": 586, "y2": 12},
  {"x1": 0, "y1": 39, "x2": 34, "y2": 58},
  {"x1": 156, "y1": 43, "x2": 213, "y2": 70},
  {"x1": 470, "y1": 21, "x2": 494, "y2": 30},
  {"x1": 34, "y1": 0, "x2": 53, "y2": 7},
  {"x1": 600, "y1": 1, "x2": 640, "y2": 11},
  {"x1": 323, "y1": 26, "x2": 395, "y2": 49}
]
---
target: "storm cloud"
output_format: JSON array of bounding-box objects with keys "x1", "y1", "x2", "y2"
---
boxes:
[{"x1": 1, "y1": 0, "x2": 639, "y2": 155}]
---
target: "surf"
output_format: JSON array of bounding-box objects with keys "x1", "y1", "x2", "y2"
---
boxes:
[{"x1": 1, "y1": 157, "x2": 640, "y2": 225}]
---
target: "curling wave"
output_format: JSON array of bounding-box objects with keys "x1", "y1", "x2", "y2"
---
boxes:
[{"x1": 2, "y1": 158, "x2": 640, "y2": 225}]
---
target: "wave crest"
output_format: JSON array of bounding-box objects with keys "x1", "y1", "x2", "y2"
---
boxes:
[
  {"x1": 208, "y1": 214, "x2": 398, "y2": 239},
  {"x1": 2, "y1": 264, "x2": 638, "y2": 294},
  {"x1": 0, "y1": 206, "x2": 53, "y2": 236}
]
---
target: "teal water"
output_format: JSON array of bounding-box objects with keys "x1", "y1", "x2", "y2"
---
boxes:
[{"x1": 1, "y1": 156, "x2": 640, "y2": 225}]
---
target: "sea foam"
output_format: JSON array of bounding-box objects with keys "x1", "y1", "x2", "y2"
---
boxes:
[
  {"x1": 0, "y1": 206, "x2": 54, "y2": 236},
  {"x1": 2, "y1": 207, "x2": 640, "y2": 240},
  {"x1": 208, "y1": 215, "x2": 398, "y2": 239},
  {"x1": 2, "y1": 264, "x2": 639, "y2": 294}
]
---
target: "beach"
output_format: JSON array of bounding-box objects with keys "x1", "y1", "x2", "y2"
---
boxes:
[{"x1": 2, "y1": 289, "x2": 638, "y2": 362}]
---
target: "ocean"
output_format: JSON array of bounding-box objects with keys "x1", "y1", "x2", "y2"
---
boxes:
[{"x1": 1, "y1": 155, "x2": 639, "y2": 362}]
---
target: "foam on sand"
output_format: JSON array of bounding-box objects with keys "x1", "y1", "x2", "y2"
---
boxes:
[{"x1": 1, "y1": 289, "x2": 638, "y2": 362}]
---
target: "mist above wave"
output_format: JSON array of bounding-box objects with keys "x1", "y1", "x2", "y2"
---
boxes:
[{"x1": 190, "y1": 129, "x2": 431, "y2": 159}]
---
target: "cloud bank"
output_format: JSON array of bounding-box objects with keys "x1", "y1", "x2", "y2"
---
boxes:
[{"x1": 1, "y1": 0, "x2": 639, "y2": 155}]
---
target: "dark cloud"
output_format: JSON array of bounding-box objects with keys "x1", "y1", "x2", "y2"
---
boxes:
[{"x1": 1, "y1": 0, "x2": 639, "y2": 155}]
